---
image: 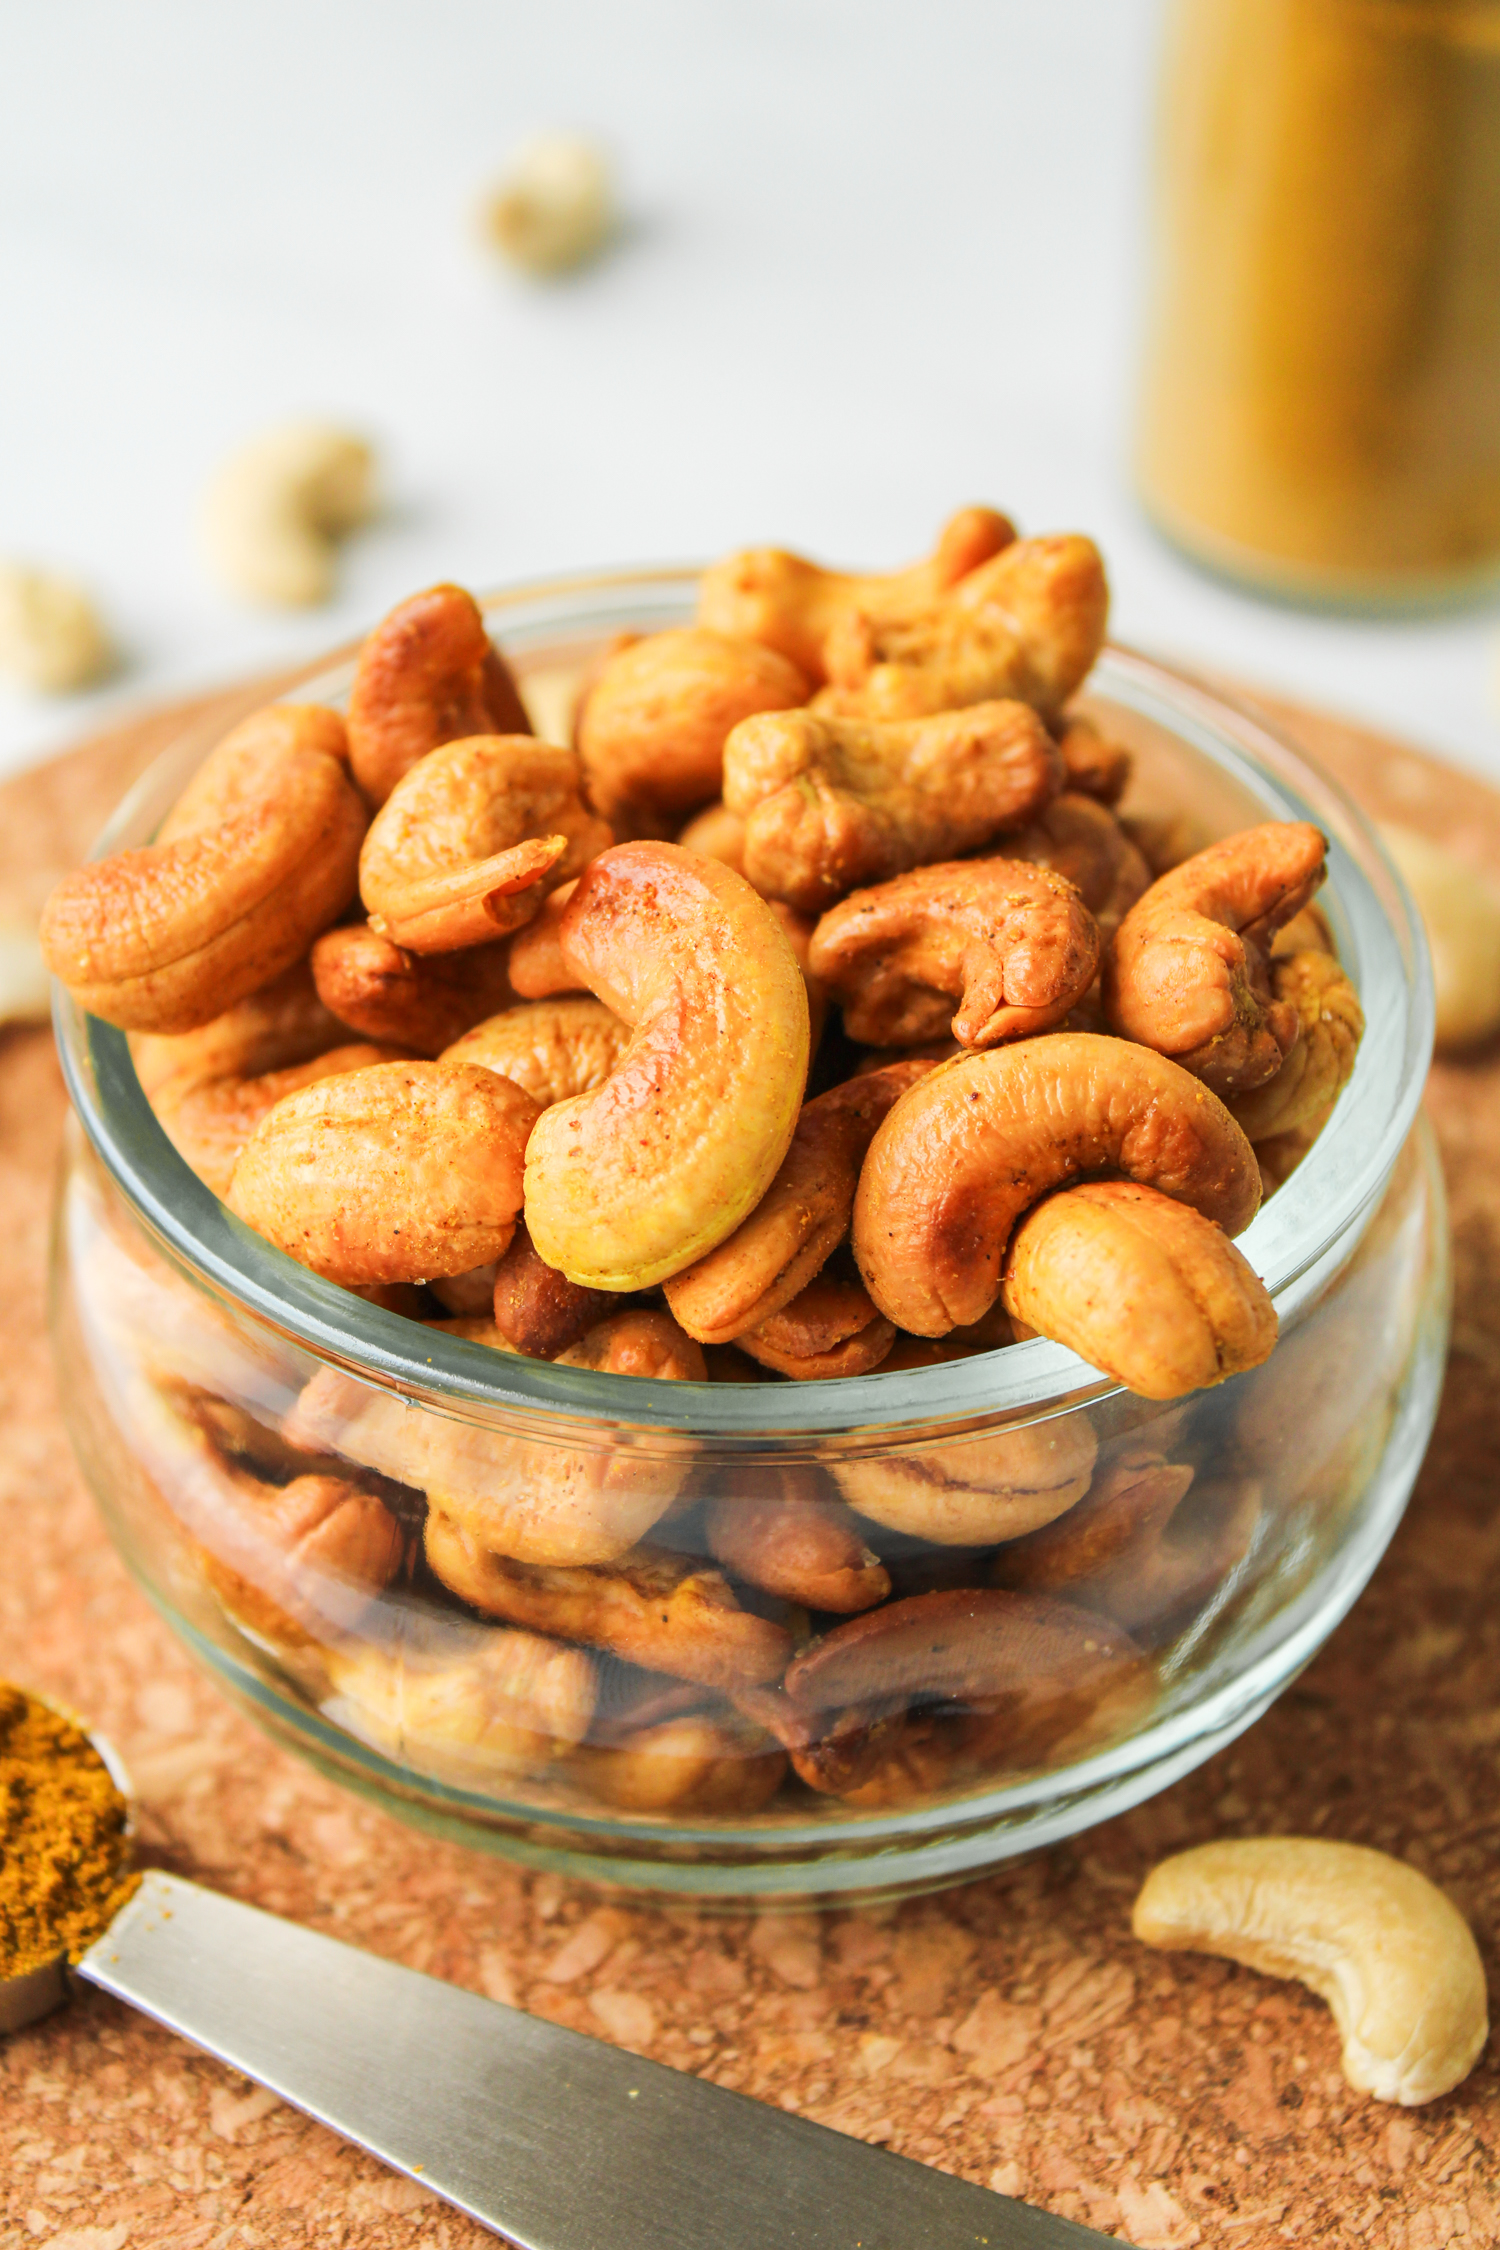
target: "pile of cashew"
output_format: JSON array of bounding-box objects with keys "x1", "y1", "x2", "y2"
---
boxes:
[{"x1": 48, "y1": 506, "x2": 1372, "y2": 1825}]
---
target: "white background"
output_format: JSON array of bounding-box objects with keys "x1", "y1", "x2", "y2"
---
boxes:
[{"x1": 3, "y1": 0, "x2": 1499, "y2": 785}]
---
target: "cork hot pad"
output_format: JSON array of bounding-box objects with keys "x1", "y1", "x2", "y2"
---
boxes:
[{"x1": 2, "y1": 672, "x2": 1499, "y2": 2250}]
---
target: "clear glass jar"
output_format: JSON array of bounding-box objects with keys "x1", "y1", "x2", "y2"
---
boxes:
[
  {"x1": 1137, "y1": 0, "x2": 1500, "y2": 604},
  {"x1": 48, "y1": 571, "x2": 1447, "y2": 1899}
]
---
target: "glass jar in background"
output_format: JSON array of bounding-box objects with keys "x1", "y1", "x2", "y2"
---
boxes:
[{"x1": 1137, "y1": 0, "x2": 1500, "y2": 605}]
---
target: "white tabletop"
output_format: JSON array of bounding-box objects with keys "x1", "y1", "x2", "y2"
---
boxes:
[{"x1": 4, "y1": 0, "x2": 1499, "y2": 789}]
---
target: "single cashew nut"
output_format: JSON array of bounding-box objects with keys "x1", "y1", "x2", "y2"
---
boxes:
[
  {"x1": 1001, "y1": 1179, "x2": 1278, "y2": 1399},
  {"x1": 1226, "y1": 950, "x2": 1364, "y2": 1141},
  {"x1": 552, "y1": 1306, "x2": 708, "y2": 1380},
  {"x1": 818, "y1": 534, "x2": 1109, "y2": 723},
  {"x1": 40, "y1": 703, "x2": 366, "y2": 1034},
  {"x1": 677, "y1": 800, "x2": 747, "y2": 872},
  {"x1": 664, "y1": 1059, "x2": 933, "y2": 1345},
  {"x1": 698, "y1": 507, "x2": 1016, "y2": 682},
  {"x1": 324, "y1": 1624, "x2": 596, "y2": 1783},
  {"x1": 0, "y1": 563, "x2": 113, "y2": 691},
  {"x1": 1055, "y1": 716, "x2": 1131, "y2": 806},
  {"x1": 490, "y1": 1224, "x2": 618, "y2": 1358},
  {"x1": 855, "y1": 1032, "x2": 1261, "y2": 1336},
  {"x1": 523, "y1": 843, "x2": 810, "y2": 1290},
  {"x1": 347, "y1": 583, "x2": 532, "y2": 805},
  {"x1": 993, "y1": 1448, "x2": 1196, "y2": 1607},
  {"x1": 835, "y1": 1415, "x2": 1097, "y2": 1546},
  {"x1": 311, "y1": 923, "x2": 519, "y2": 1055},
  {"x1": 506, "y1": 882, "x2": 579, "y2": 998},
  {"x1": 131, "y1": 957, "x2": 352, "y2": 1101},
  {"x1": 810, "y1": 858, "x2": 1099, "y2": 1049},
  {"x1": 442, "y1": 996, "x2": 631, "y2": 1108},
  {"x1": 1379, "y1": 821, "x2": 1500, "y2": 1052},
  {"x1": 577, "y1": 628, "x2": 810, "y2": 834},
  {"x1": 483, "y1": 131, "x2": 614, "y2": 275},
  {"x1": 201, "y1": 1469, "x2": 405, "y2": 1651},
  {"x1": 1104, "y1": 821, "x2": 1329, "y2": 1096},
  {"x1": 571, "y1": 1713, "x2": 788, "y2": 1817},
  {"x1": 723, "y1": 698, "x2": 1064, "y2": 914},
  {"x1": 705, "y1": 1479, "x2": 891, "y2": 1613},
  {"x1": 737, "y1": 1269, "x2": 897, "y2": 1379},
  {"x1": 1133, "y1": 1839, "x2": 1489, "y2": 2106},
  {"x1": 358, "y1": 735, "x2": 608, "y2": 951},
  {"x1": 227, "y1": 1058, "x2": 539, "y2": 1284},
  {"x1": 784, "y1": 1586, "x2": 1140, "y2": 1714},
  {"x1": 201, "y1": 422, "x2": 375, "y2": 608},
  {"x1": 1002, "y1": 791, "x2": 1152, "y2": 939},
  {"x1": 150, "y1": 1039, "x2": 415, "y2": 1199}
]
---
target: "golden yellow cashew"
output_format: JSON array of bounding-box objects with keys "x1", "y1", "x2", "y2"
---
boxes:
[
  {"x1": 1379, "y1": 821, "x2": 1500, "y2": 1053},
  {"x1": 697, "y1": 506, "x2": 1016, "y2": 681},
  {"x1": 1002, "y1": 791, "x2": 1151, "y2": 938},
  {"x1": 0, "y1": 562, "x2": 113, "y2": 691},
  {"x1": 310, "y1": 922, "x2": 519, "y2": 1055},
  {"x1": 1226, "y1": 949, "x2": 1364, "y2": 1141},
  {"x1": 722, "y1": 699, "x2": 1063, "y2": 914},
  {"x1": 40, "y1": 703, "x2": 366, "y2": 1035},
  {"x1": 346, "y1": 582, "x2": 532, "y2": 805},
  {"x1": 149, "y1": 1038, "x2": 414, "y2": 1199},
  {"x1": 853, "y1": 1032, "x2": 1262, "y2": 1336},
  {"x1": 818, "y1": 534, "x2": 1109, "y2": 723},
  {"x1": 131, "y1": 956, "x2": 351, "y2": 1102},
  {"x1": 442, "y1": 996, "x2": 631, "y2": 1108},
  {"x1": 1133, "y1": 1839, "x2": 1489, "y2": 2106},
  {"x1": 523, "y1": 843, "x2": 810, "y2": 1290},
  {"x1": 834, "y1": 1415, "x2": 1097, "y2": 1546},
  {"x1": 227, "y1": 1059, "x2": 539, "y2": 1285},
  {"x1": 200, "y1": 422, "x2": 375, "y2": 607}
]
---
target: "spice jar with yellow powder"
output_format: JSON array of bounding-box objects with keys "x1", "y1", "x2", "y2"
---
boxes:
[{"x1": 1137, "y1": 0, "x2": 1500, "y2": 603}]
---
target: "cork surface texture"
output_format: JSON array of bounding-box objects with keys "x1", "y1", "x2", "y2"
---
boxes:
[{"x1": 2, "y1": 673, "x2": 1499, "y2": 2250}]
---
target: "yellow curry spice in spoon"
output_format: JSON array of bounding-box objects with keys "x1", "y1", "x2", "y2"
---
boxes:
[{"x1": 0, "y1": 1682, "x2": 138, "y2": 1979}]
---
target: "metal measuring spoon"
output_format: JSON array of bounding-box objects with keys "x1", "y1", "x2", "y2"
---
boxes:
[{"x1": 2, "y1": 1721, "x2": 1127, "y2": 2250}]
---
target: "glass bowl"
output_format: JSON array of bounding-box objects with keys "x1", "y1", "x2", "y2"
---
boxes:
[{"x1": 48, "y1": 568, "x2": 1448, "y2": 1899}]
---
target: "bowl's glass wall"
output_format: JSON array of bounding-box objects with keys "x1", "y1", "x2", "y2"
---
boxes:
[{"x1": 48, "y1": 575, "x2": 1448, "y2": 1896}]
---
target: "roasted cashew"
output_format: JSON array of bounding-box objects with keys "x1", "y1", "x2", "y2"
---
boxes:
[
  {"x1": 553, "y1": 1306, "x2": 707, "y2": 1380},
  {"x1": 1133, "y1": 1839, "x2": 1489, "y2": 2106},
  {"x1": 150, "y1": 1039, "x2": 415, "y2": 1199},
  {"x1": 41, "y1": 703, "x2": 366, "y2": 1034},
  {"x1": 736, "y1": 1270, "x2": 896, "y2": 1380},
  {"x1": 570, "y1": 1712, "x2": 787, "y2": 1816},
  {"x1": 818, "y1": 534, "x2": 1109, "y2": 724},
  {"x1": 676, "y1": 800, "x2": 746, "y2": 872},
  {"x1": 783, "y1": 1585, "x2": 1139, "y2": 1715},
  {"x1": 201, "y1": 422, "x2": 375, "y2": 608},
  {"x1": 992, "y1": 1447, "x2": 1194, "y2": 1604},
  {"x1": 697, "y1": 507, "x2": 1016, "y2": 682},
  {"x1": 346, "y1": 582, "x2": 532, "y2": 805},
  {"x1": 722, "y1": 699, "x2": 1063, "y2": 914},
  {"x1": 809, "y1": 858, "x2": 1099, "y2": 1049},
  {"x1": 324, "y1": 1622, "x2": 596, "y2": 1784},
  {"x1": 358, "y1": 736, "x2": 608, "y2": 952},
  {"x1": 424, "y1": 1515, "x2": 794, "y2": 1691},
  {"x1": 506, "y1": 882, "x2": 580, "y2": 998},
  {"x1": 227, "y1": 1059, "x2": 539, "y2": 1285},
  {"x1": 428, "y1": 1263, "x2": 501, "y2": 1317},
  {"x1": 1055, "y1": 716, "x2": 1131, "y2": 806},
  {"x1": 523, "y1": 844, "x2": 810, "y2": 1290},
  {"x1": 834, "y1": 1415, "x2": 1097, "y2": 1546},
  {"x1": 704, "y1": 1481, "x2": 891, "y2": 1613},
  {"x1": 1226, "y1": 950, "x2": 1363, "y2": 1141},
  {"x1": 663, "y1": 1059, "x2": 932, "y2": 1345},
  {"x1": 577, "y1": 627, "x2": 810, "y2": 833},
  {"x1": 853, "y1": 1033, "x2": 1261, "y2": 1336},
  {"x1": 442, "y1": 996, "x2": 631, "y2": 1108},
  {"x1": 1001, "y1": 1179, "x2": 1278, "y2": 1399},
  {"x1": 1002, "y1": 792, "x2": 1152, "y2": 939},
  {"x1": 131, "y1": 957, "x2": 350, "y2": 1102},
  {"x1": 311, "y1": 923, "x2": 519, "y2": 1055},
  {"x1": 201, "y1": 1469, "x2": 405, "y2": 1652},
  {"x1": 1380, "y1": 823, "x2": 1500, "y2": 1052},
  {"x1": 1104, "y1": 821, "x2": 1329, "y2": 1096},
  {"x1": 490, "y1": 1228, "x2": 626, "y2": 1358}
]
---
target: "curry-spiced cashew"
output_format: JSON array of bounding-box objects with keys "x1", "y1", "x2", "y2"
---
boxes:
[
  {"x1": 570, "y1": 1712, "x2": 788, "y2": 1816},
  {"x1": 310, "y1": 923, "x2": 520, "y2": 1055},
  {"x1": 131, "y1": 956, "x2": 351, "y2": 1102},
  {"x1": 523, "y1": 844, "x2": 810, "y2": 1290},
  {"x1": 1133, "y1": 1840, "x2": 1489, "y2": 2107},
  {"x1": 346, "y1": 582, "x2": 531, "y2": 804},
  {"x1": 723, "y1": 699, "x2": 1063, "y2": 914},
  {"x1": 853, "y1": 1033, "x2": 1262, "y2": 1336},
  {"x1": 576, "y1": 627, "x2": 810, "y2": 834},
  {"x1": 442, "y1": 996, "x2": 631, "y2": 1108},
  {"x1": 1000, "y1": 1179, "x2": 1277, "y2": 1399},
  {"x1": 1104, "y1": 821, "x2": 1329, "y2": 1097},
  {"x1": 1227, "y1": 950, "x2": 1364, "y2": 1142},
  {"x1": 359, "y1": 736, "x2": 609, "y2": 952},
  {"x1": 664, "y1": 1059, "x2": 932, "y2": 1345},
  {"x1": 809, "y1": 859, "x2": 1099, "y2": 1049},
  {"x1": 704, "y1": 1476, "x2": 891, "y2": 1613},
  {"x1": 503, "y1": 883, "x2": 578, "y2": 998},
  {"x1": 735, "y1": 1269, "x2": 897, "y2": 1379},
  {"x1": 834, "y1": 1415, "x2": 1097, "y2": 1545},
  {"x1": 676, "y1": 800, "x2": 747, "y2": 872},
  {"x1": 41, "y1": 704, "x2": 366, "y2": 1034},
  {"x1": 992, "y1": 1447, "x2": 1196, "y2": 1609},
  {"x1": 324, "y1": 1623, "x2": 596, "y2": 1785},
  {"x1": 227, "y1": 1059, "x2": 539, "y2": 1285},
  {"x1": 697, "y1": 506, "x2": 1016, "y2": 682},
  {"x1": 201, "y1": 1469, "x2": 406, "y2": 1652},
  {"x1": 1055, "y1": 716, "x2": 1132, "y2": 806},
  {"x1": 818, "y1": 534, "x2": 1109, "y2": 724},
  {"x1": 1002, "y1": 792, "x2": 1152, "y2": 939},
  {"x1": 150, "y1": 1039, "x2": 415, "y2": 1199}
]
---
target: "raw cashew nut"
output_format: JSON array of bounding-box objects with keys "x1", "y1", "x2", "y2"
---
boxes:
[
  {"x1": 1001, "y1": 1179, "x2": 1278, "y2": 1399},
  {"x1": 442, "y1": 997, "x2": 631, "y2": 1108},
  {"x1": 483, "y1": 131, "x2": 614, "y2": 275},
  {"x1": 201, "y1": 422, "x2": 375, "y2": 607},
  {"x1": 697, "y1": 506, "x2": 1016, "y2": 682},
  {"x1": 523, "y1": 843, "x2": 810, "y2": 1290},
  {"x1": 227, "y1": 1059, "x2": 539, "y2": 1284},
  {"x1": 359, "y1": 736, "x2": 608, "y2": 951},
  {"x1": 347, "y1": 583, "x2": 532, "y2": 805},
  {"x1": 818, "y1": 534, "x2": 1109, "y2": 723},
  {"x1": 736, "y1": 1269, "x2": 897, "y2": 1379},
  {"x1": 1002, "y1": 791, "x2": 1152, "y2": 938},
  {"x1": 577, "y1": 628, "x2": 810, "y2": 834},
  {"x1": 1133, "y1": 1839, "x2": 1489, "y2": 2106},
  {"x1": 310, "y1": 923, "x2": 519, "y2": 1055},
  {"x1": 853, "y1": 1033, "x2": 1262, "y2": 1336},
  {"x1": 1104, "y1": 821, "x2": 1329, "y2": 1096},
  {"x1": 0, "y1": 563, "x2": 113, "y2": 691},
  {"x1": 324, "y1": 1624, "x2": 596, "y2": 1784},
  {"x1": 1379, "y1": 822, "x2": 1500, "y2": 1053},
  {"x1": 664, "y1": 1060, "x2": 933, "y2": 1345},
  {"x1": 835, "y1": 1415, "x2": 1097, "y2": 1546},
  {"x1": 1227, "y1": 950, "x2": 1364, "y2": 1141},
  {"x1": 809, "y1": 858, "x2": 1099, "y2": 1049},
  {"x1": 723, "y1": 698, "x2": 1063, "y2": 914},
  {"x1": 40, "y1": 703, "x2": 366, "y2": 1034}
]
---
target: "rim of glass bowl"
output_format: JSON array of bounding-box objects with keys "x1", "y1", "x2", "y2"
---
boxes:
[{"x1": 53, "y1": 564, "x2": 1434, "y2": 1446}]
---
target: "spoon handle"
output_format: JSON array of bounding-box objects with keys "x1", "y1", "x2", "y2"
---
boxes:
[{"x1": 79, "y1": 1871, "x2": 1120, "y2": 2250}]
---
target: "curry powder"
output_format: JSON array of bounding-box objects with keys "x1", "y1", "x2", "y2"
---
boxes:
[{"x1": 0, "y1": 1682, "x2": 138, "y2": 1979}]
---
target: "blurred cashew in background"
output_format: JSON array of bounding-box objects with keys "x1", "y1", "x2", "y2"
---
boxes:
[
  {"x1": 0, "y1": 563, "x2": 113, "y2": 691},
  {"x1": 201, "y1": 422, "x2": 375, "y2": 607},
  {"x1": 483, "y1": 131, "x2": 614, "y2": 276},
  {"x1": 1380, "y1": 822, "x2": 1500, "y2": 1052}
]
